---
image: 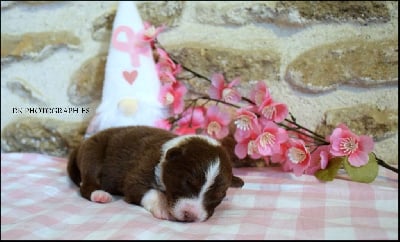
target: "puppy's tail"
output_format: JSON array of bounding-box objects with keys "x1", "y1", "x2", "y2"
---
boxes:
[{"x1": 67, "y1": 148, "x2": 81, "y2": 187}]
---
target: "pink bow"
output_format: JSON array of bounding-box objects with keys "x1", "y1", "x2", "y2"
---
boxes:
[{"x1": 112, "y1": 25, "x2": 150, "y2": 67}]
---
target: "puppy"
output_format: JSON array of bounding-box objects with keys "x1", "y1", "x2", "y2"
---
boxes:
[{"x1": 67, "y1": 126, "x2": 244, "y2": 222}]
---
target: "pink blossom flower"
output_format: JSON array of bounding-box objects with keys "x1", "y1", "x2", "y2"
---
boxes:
[
  {"x1": 250, "y1": 81, "x2": 271, "y2": 106},
  {"x1": 305, "y1": 145, "x2": 331, "y2": 175},
  {"x1": 156, "y1": 48, "x2": 182, "y2": 83},
  {"x1": 208, "y1": 73, "x2": 241, "y2": 103},
  {"x1": 284, "y1": 138, "x2": 311, "y2": 176},
  {"x1": 141, "y1": 22, "x2": 164, "y2": 43},
  {"x1": 255, "y1": 121, "x2": 288, "y2": 156},
  {"x1": 257, "y1": 98, "x2": 288, "y2": 123},
  {"x1": 329, "y1": 123, "x2": 374, "y2": 167},
  {"x1": 174, "y1": 107, "x2": 206, "y2": 135},
  {"x1": 156, "y1": 48, "x2": 181, "y2": 75},
  {"x1": 159, "y1": 82, "x2": 187, "y2": 115},
  {"x1": 158, "y1": 70, "x2": 178, "y2": 84},
  {"x1": 233, "y1": 108, "x2": 259, "y2": 141},
  {"x1": 234, "y1": 128, "x2": 262, "y2": 160},
  {"x1": 265, "y1": 141, "x2": 299, "y2": 173},
  {"x1": 269, "y1": 141, "x2": 290, "y2": 165},
  {"x1": 204, "y1": 106, "x2": 231, "y2": 139}
]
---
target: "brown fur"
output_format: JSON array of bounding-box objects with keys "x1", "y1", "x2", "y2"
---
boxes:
[{"x1": 67, "y1": 125, "x2": 244, "y2": 217}]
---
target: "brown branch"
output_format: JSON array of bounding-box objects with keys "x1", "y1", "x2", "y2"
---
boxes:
[{"x1": 375, "y1": 153, "x2": 398, "y2": 173}]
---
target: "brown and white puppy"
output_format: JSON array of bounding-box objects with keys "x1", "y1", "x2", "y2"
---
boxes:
[{"x1": 67, "y1": 126, "x2": 244, "y2": 222}]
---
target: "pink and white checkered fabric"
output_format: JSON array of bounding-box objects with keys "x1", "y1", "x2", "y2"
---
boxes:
[{"x1": 1, "y1": 153, "x2": 398, "y2": 240}]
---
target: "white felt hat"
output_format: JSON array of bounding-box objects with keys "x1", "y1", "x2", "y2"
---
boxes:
[{"x1": 85, "y1": 1, "x2": 167, "y2": 137}]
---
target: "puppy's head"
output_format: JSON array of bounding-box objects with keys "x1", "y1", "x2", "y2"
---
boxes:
[{"x1": 155, "y1": 135, "x2": 244, "y2": 222}]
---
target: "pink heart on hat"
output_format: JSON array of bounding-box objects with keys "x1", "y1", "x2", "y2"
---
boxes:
[{"x1": 123, "y1": 70, "x2": 138, "y2": 85}]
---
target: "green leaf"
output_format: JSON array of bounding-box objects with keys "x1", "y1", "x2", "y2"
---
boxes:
[
  {"x1": 343, "y1": 153, "x2": 378, "y2": 183},
  {"x1": 315, "y1": 157, "x2": 344, "y2": 182}
]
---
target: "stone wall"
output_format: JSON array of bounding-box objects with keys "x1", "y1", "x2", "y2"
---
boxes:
[{"x1": 1, "y1": 1, "x2": 398, "y2": 165}]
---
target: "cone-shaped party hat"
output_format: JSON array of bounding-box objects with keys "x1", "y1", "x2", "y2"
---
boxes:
[{"x1": 85, "y1": 1, "x2": 167, "y2": 137}]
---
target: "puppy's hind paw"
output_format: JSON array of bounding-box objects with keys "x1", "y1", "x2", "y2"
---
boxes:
[{"x1": 90, "y1": 190, "x2": 113, "y2": 203}]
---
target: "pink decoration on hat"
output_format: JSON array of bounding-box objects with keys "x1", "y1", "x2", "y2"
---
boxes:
[
  {"x1": 112, "y1": 25, "x2": 151, "y2": 67},
  {"x1": 123, "y1": 70, "x2": 138, "y2": 85}
]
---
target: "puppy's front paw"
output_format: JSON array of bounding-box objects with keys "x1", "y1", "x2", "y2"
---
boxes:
[
  {"x1": 90, "y1": 190, "x2": 113, "y2": 203},
  {"x1": 141, "y1": 189, "x2": 175, "y2": 221},
  {"x1": 150, "y1": 204, "x2": 175, "y2": 221}
]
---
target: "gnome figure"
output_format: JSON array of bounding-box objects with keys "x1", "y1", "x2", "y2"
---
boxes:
[{"x1": 85, "y1": 1, "x2": 167, "y2": 138}]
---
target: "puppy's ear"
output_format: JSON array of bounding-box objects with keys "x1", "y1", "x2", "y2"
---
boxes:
[
  {"x1": 230, "y1": 175, "x2": 244, "y2": 188},
  {"x1": 166, "y1": 147, "x2": 183, "y2": 162}
]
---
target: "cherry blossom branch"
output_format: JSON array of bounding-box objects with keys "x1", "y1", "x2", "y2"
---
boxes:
[
  {"x1": 186, "y1": 91, "x2": 398, "y2": 175},
  {"x1": 155, "y1": 39, "x2": 398, "y2": 175},
  {"x1": 375, "y1": 154, "x2": 398, "y2": 173},
  {"x1": 240, "y1": 97, "x2": 329, "y2": 145},
  {"x1": 191, "y1": 75, "x2": 398, "y2": 175},
  {"x1": 186, "y1": 96, "x2": 241, "y2": 109},
  {"x1": 285, "y1": 114, "x2": 327, "y2": 140},
  {"x1": 157, "y1": 50, "x2": 330, "y2": 147},
  {"x1": 188, "y1": 95, "x2": 330, "y2": 147},
  {"x1": 274, "y1": 121, "x2": 329, "y2": 146}
]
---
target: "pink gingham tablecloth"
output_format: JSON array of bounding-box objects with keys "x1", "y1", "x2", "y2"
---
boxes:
[{"x1": 1, "y1": 152, "x2": 398, "y2": 240}]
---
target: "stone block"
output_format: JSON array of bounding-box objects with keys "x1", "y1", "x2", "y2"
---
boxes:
[
  {"x1": 164, "y1": 42, "x2": 280, "y2": 83},
  {"x1": 285, "y1": 39, "x2": 398, "y2": 93},
  {"x1": 1, "y1": 118, "x2": 88, "y2": 157},
  {"x1": 315, "y1": 104, "x2": 398, "y2": 141},
  {"x1": 1, "y1": 31, "x2": 80, "y2": 64},
  {"x1": 137, "y1": 1, "x2": 185, "y2": 27},
  {"x1": 277, "y1": 1, "x2": 390, "y2": 25},
  {"x1": 194, "y1": 1, "x2": 390, "y2": 27},
  {"x1": 91, "y1": 8, "x2": 117, "y2": 41},
  {"x1": 68, "y1": 54, "x2": 107, "y2": 105},
  {"x1": 6, "y1": 78, "x2": 48, "y2": 106}
]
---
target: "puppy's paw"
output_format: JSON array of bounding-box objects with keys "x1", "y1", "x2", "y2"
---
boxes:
[
  {"x1": 90, "y1": 190, "x2": 113, "y2": 203},
  {"x1": 151, "y1": 205, "x2": 175, "y2": 221},
  {"x1": 141, "y1": 189, "x2": 175, "y2": 221}
]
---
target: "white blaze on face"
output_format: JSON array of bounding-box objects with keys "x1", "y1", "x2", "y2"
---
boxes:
[
  {"x1": 171, "y1": 158, "x2": 221, "y2": 222},
  {"x1": 161, "y1": 135, "x2": 220, "y2": 158},
  {"x1": 156, "y1": 135, "x2": 221, "y2": 191}
]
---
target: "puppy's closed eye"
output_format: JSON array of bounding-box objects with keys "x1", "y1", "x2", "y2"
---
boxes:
[{"x1": 184, "y1": 177, "x2": 201, "y2": 190}]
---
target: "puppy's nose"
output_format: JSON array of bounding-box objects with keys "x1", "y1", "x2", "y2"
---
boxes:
[{"x1": 183, "y1": 210, "x2": 197, "y2": 222}]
